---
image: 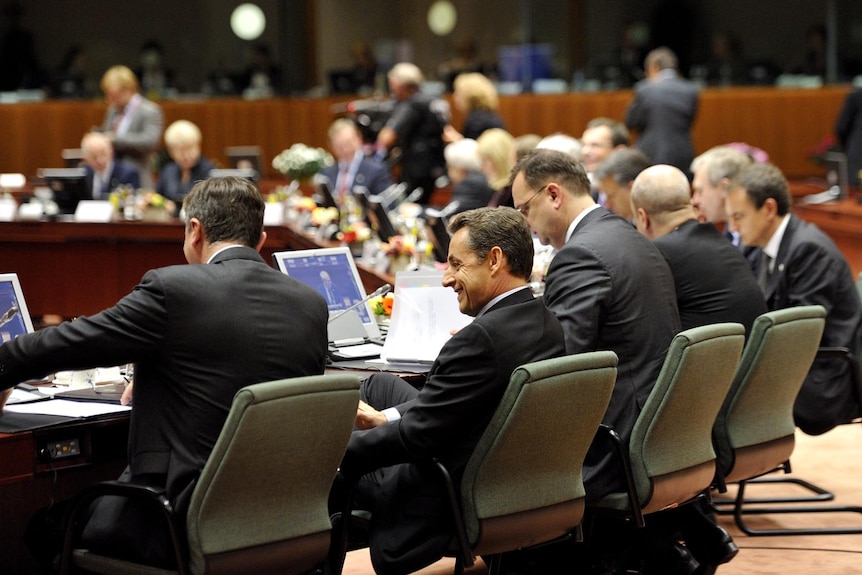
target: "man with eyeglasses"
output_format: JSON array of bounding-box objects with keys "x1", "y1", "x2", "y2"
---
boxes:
[{"x1": 509, "y1": 149, "x2": 683, "y2": 574}]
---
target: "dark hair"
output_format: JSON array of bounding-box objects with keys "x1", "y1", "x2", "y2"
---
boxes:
[
  {"x1": 585, "y1": 117, "x2": 630, "y2": 147},
  {"x1": 183, "y1": 177, "x2": 265, "y2": 247},
  {"x1": 594, "y1": 148, "x2": 651, "y2": 184},
  {"x1": 734, "y1": 163, "x2": 791, "y2": 216},
  {"x1": 510, "y1": 148, "x2": 591, "y2": 197},
  {"x1": 448, "y1": 207, "x2": 533, "y2": 280}
]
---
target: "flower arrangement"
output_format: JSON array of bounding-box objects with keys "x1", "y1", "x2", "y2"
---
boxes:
[
  {"x1": 369, "y1": 294, "x2": 394, "y2": 317},
  {"x1": 383, "y1": 235, "x2": 414, "y2": 257},
  {"x1": 271, "y1": 143, "x2": 333, "y2": 181}
]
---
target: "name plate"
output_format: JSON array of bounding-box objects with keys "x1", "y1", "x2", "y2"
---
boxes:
[{"x1": 74, "y1": 200, "x2": 115, "y2": 223}]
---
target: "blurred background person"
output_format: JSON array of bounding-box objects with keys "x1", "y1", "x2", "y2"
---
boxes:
[
  {"x1": 156, "y1": 119, "x2": 214, "y2": 214},
  {"x1": 376, "y1": 62, "x2": 448, "y2": 204},
  {"x1": 240, "y1": 42, "x2": 281, "y2": 98},
  {"x1": 349, "y1": 40, "x2": 378, "y2": 95},
  {"x1": 835, "y1": 86, "x2": 862, "y2": 188},
  {"x1": 321, "y1": 118, "x2": 392, "y2": 202},
  {"x1": 81, "y1": 131, "x2": 141, "y2": 200},
  {"x1": 594, "y1": 147, "x2": 651, "y2": 222},
  {"x1": 134, "y1": 40, "x2": 177, "y2": 100},
  {"x1": 477, "y1": 127, "x2": 515, "y2": 208},
  {"x1": 52, "y1": 44, "x2": 90, "y2": 99},
  {"x1": 511, "y1": 133, "x2": 542, "y2": 165},
  {"x1": 443, "y1": 138, "x2": 494, "y2": 214},
  {"x1": 580, "y1": 117, "x2": 630, "y2": 180},
  {"x1": 443, "y1": 72, "x2": 505, "y2": 142},
  {"x1": 99, "y1": 65, "x2": 164, "y2": 189}
]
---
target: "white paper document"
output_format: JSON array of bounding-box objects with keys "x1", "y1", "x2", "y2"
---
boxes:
[
  {"x1": 381, "y1": 270, "x2": 473, "y2": 364},
  {"x1": 5, "y1": 399, "x2": 131, "y2": 418}
]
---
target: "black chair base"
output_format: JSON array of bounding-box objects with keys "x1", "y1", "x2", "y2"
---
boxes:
[{"x1": 719, "y1": 477, "x2": 862, "y2": 536}]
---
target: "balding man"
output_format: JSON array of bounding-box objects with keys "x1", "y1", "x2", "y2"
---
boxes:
[
  {"x1": 632, "y1": 164, "x2": 766, "y2": 334},
  {"x1": 631, "y1": 165, "x2": 765, "y2": 574},
  {"x1": 81, "y1": 131, "x2": 141, "y2": 199}
]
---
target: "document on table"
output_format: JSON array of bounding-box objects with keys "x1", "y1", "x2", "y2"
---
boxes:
[
  {"x1": 381, "y1": 270, "x2": 473, "y2": 364},
  {"x1": 4, "y1": 399, "x2": 131, "y2": 418}
]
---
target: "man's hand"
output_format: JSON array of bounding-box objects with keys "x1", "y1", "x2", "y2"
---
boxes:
[
  {"x1": 120, "y1": 381, "x2": 134, "y2": 406},
  {"x1": 355, "y1": 400, "x2": 388, "y2": 430},
  {"x1": 0, "y1": 387, "x2": 12, "y2": 412}
]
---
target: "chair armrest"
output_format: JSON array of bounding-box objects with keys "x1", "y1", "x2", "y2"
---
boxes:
[
  {"x1": 59, "y1": 480, "x2": 187, "y2": 575},
  {"x1": 595, "y1": 424, "x2": 645, "y2": 528}
]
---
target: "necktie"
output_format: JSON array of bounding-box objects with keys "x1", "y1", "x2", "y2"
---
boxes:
[
  {"x1": 757, "y1": 252, "x2": 773, "y2": 294},
  {"x1": 337, "y1": 165, "x2": 350, "y2": 203}
]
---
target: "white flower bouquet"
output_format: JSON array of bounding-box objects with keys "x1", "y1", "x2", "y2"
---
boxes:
[{"x1": 271, "y1": 143, "x2": 333, "y2": 181}]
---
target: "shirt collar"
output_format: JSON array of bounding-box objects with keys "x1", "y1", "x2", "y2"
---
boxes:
[
  {"x1": 477, "y1": 285, "x2": 530, "y2": 317},
  {"x1": 762, "y1": 214, "x2": 791, "y2": 260},
  {"x1": 565, "y1": 204, "x2": 601, "y2": 244},
  {"x1": 206, "y1": 244, "x2": 245, "y2": 264}
]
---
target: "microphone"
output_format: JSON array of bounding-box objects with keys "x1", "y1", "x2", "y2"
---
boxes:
[{"x1": 328, "y1": 284, "x2": 392, "y2": 323}]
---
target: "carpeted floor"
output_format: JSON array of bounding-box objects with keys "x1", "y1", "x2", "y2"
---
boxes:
[{"x1": 342, "y1": 424, "x2": 862, "y2": 575}]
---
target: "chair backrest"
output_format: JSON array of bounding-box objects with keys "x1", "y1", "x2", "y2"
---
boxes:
[
  {"x1": 460, "y1": 351, "x2": 618, "y2": 555},
  {"x1": 630, "y1": 323, "x2": 745, "y2": 514},
  {"x1": 714, "y1": 305, "x2": 826, "y2": 483},
  {"x1": 186, "y1": 374, "x2": 361, "y2": 575}
]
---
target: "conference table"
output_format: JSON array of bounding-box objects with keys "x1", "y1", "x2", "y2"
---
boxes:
[{"x1": 0, "y1": 217, "x2": 393, "y2": 321}]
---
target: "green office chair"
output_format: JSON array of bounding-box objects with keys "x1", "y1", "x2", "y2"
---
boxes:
[
  {"x1": 712, "y1": 305, "x2": 862, "y2": 535},
  {"x1": 59, "y1": 374, "x2": 361, "y2": 575},
  {"x1": 432, "y1": 352, "x2": 618, "y2": 575},
  {"x1": 592, "y1": 323, "x2": 745, "y2": 525}
]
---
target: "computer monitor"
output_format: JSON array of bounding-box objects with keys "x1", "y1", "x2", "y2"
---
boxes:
[
  {"x1": 365, "y1": 195, "x2": 399, "y2": 243},
  {"x1": 0, "y1": 272, "x2": 34, "y2": 342},
  {"x1": 312, "y1": 174, "x2": 339, "y2": 209},
  {"x1": 824, "y1": 152, "x2": 849, "y2": 199},
  {"x1": 208, "y1": 168, "x2": 259, "y2": 183},
  {"x1": 225, "y1": 146, "x2": 263, "y2": 176},
  {"x1": 39, "y1": 167, "x2": 88, "y2": 214},
  {"x1": 272, "y1": 246, "x2": 381, "y2": 340},
  {"x1": 422, "y1": 204, "x2": 456, "y2": 263}
]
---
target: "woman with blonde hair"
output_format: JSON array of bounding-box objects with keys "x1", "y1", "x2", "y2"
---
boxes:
[
  {"x1": 444, "y1": 72, "x2": 505, "y2": 142},
  {"x1": 476, "y1": 128, "x2": 515, "y2": 207}
]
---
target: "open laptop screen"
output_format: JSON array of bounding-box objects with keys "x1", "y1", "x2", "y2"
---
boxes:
[
  {"x1": 272, "y1": 247, "x2": 381, "y2": 340},
  {"x1": 0, "y1": 273, "x2": 35, "y2": 342}
]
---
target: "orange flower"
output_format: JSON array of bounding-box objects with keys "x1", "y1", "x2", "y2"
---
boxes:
[{"x1": 382, "y1": 295, "x2": 394, "y2": 315}]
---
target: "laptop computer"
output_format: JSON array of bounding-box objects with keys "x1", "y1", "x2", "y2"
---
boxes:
[
  {"x1": 0, "y1": 273, "x2": 49, "y2": 404},
  {"x1": 272, "y1": 247, "x2": 384, "y2": 360}
]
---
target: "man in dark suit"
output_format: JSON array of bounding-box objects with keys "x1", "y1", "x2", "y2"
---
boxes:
[
  {"x1": 0, "y1": 177, "x2": 329, "y2": 569},
  {"x1": 727, "y1": 162, "x2": 862, "y2": 435},
  {"x1": 511, "y1": 149, "x2": 683, "y2": 573},
  {"x1": 321, "y1": 118, "x2": 392, "y2": 201},
  {"x1": 511, "y1": 148, "x2": 679, "y2": 500},
  {"x1": 632, "y1": 164, "x2": 767, "y2": 334},
  {"x1": 99, "y1": 65, "x2": 164, "y2": 189},
  {"x1": 81, "y1": 131, "x2": 141, "y2": 199},
  {"x1": 835, "y1": 87, "x2": 862, "y2": 188},
  {"x1": 631, "y1": 164, "x2": 766, "y2": 574},
  {"x1": 625, "y1": 47, "x2": 699, "y2": 176},
  {"x1": 338, "y1": 207, "x2": 566, "y2": 575}
]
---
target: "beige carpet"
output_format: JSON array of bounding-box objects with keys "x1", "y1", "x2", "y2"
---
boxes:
[{"x1": 343, "y1": 424, "x2": 862, "y2": 575}]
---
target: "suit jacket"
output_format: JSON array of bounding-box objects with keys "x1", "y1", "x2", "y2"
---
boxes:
[
  {"x1": 625, "y1": 71, "x2": 699, "y2": 174},
  {"x1": 342, "y1": 289, "x2": 566, "y2": 575},
  {"x1": 449, "y1": 170, "x2": 495, "y2": 213},
  {"x1": 156, "y1": 156, "x2": 216, "y2": 205},
  {"x1": 543, "y1": 207, "x2": 680, "y2": 500},
  {"x1": 763, "y1": 215, "x2": 862, "y2": 435},
  {"x1": 101, "y1": 95, "x2": 164, "y2": 188},
  {"x1": 654, "y1": 219, "x2": 767, "y2": 334},
  {"x1": 0, "y1": 247, "x2": 329, "y2": 566},
  {"x1": 321, "y1": 154, "x2": 393, "y2": 199},
  {"x1": 84, "y1": 160, "x2": 141, "y2": 199},
  {"x1": 835, "y1": 88, "x2": 862, "y2": 187}
]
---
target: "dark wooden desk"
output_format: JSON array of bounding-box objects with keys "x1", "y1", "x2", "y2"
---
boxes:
[
  {"x1": 0, "y1": 219, "x2": 392, "y2": 319},
  {"x1": 0, "y1": 413, "x2": 130, "y2": 574},
  {"x1": 794, "y1": 195, "x2": 862, "y2": 278}
]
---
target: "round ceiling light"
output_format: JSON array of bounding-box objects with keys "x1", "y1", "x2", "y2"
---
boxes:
[
  {"x1": 230, "y1": 3, "x2": 266, "y2": 41},
  {"x1": 427, "y1": 1, "x2": 457, "y2": 36}
]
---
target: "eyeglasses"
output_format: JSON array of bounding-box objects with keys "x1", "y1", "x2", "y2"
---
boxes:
[{"x1": 516, "y1": 184, "x2": 549, "y2": 216}]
